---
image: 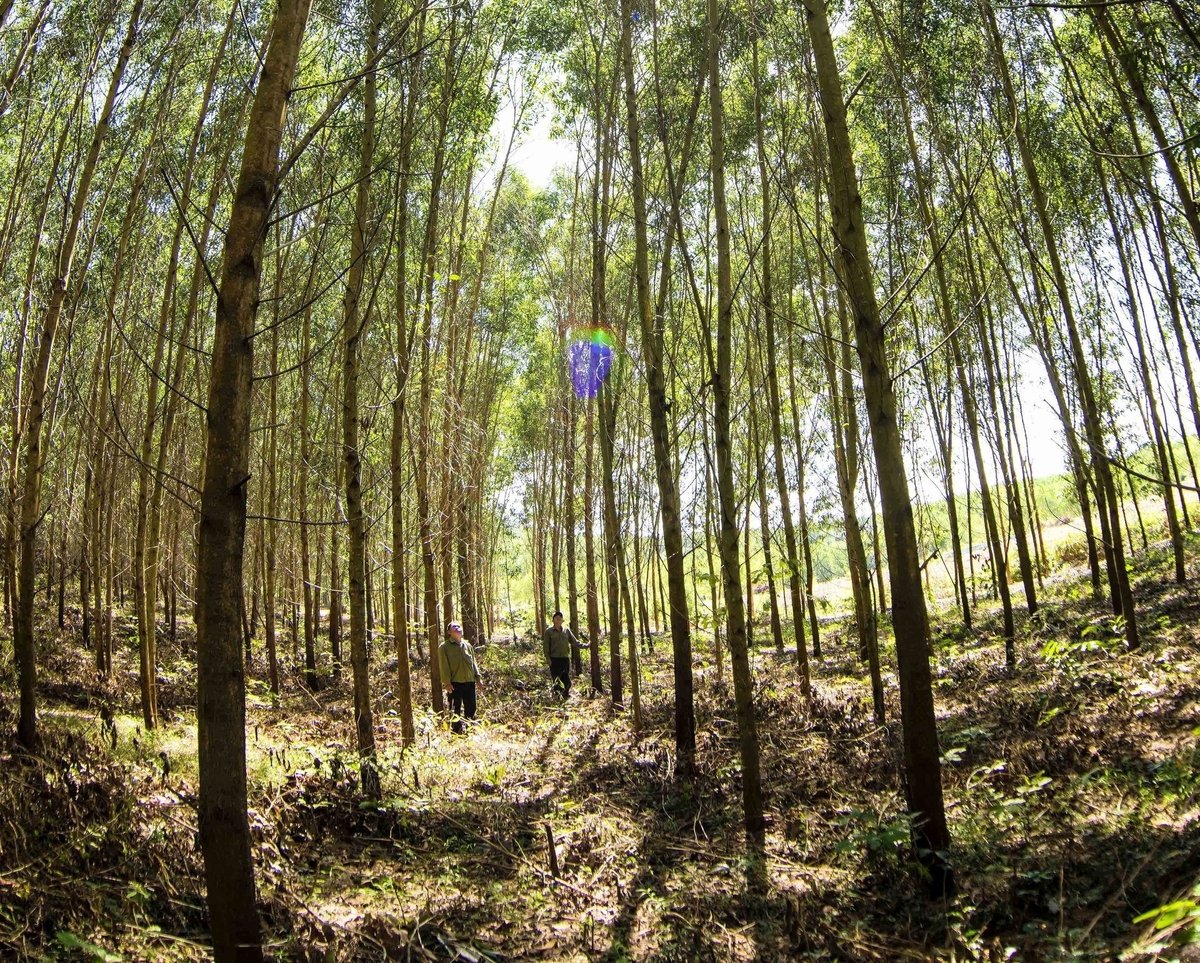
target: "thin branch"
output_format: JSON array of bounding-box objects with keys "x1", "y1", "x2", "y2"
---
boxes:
[
  {"x1": 162, "y1": 166, "x2": 220, "y2": 299},
  {"x1": 892, "y1": 278, "x2": 995, "y2": 383}
]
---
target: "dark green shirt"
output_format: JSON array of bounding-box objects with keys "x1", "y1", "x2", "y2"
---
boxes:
[
  {"x1": 438, "y1": 639, "x2": 481, "y2": 684},
  {"x1": 543, "y1": 625, "x2": 575, "y2": 661}
]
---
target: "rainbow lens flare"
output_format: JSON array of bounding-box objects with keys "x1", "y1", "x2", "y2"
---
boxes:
[{"x1": 567, "y1": 325, "x2": 616, "y2": 399}]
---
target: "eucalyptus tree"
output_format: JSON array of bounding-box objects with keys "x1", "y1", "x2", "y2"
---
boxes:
[
  {"x1": 706, "y1": 0, "x2": 765, "y2": 841},
  {"x1": 802, "y1": 0, "x2": 952, "y2": 889},
  {"x1": 412, "y1": 4, "x2": 467, "y2": 714},
  {"x1": 749, "y1": 16, "x2": 810, "y2": 695},
  {"x1": 860, "y1": 0, "x2": 1026, "y2": 661},
  {"x1": 982, "y1": 1, "x2": 1138, "y2": 648},
  {"x1": 385, "y1": 0, "x2": 432, "y2": 742},
  {"x1": 12, "y1": 0, "x2": 144, "y2": 749},
  {"x1": 131, "y1": 1, "x2": 240, "y2": 731},
  {"x1": 1052, "y1": 9, "x2": 1200, "y2": 545},
  {"x1": 194, "y1": 0, "x2": 313, "y2": 952},
  {"x1": 340, "y1": 0, "x2": 386, "y2": 802},
  {"x1": 580, "y1": 1, "x2": 622, "y2": 704}
]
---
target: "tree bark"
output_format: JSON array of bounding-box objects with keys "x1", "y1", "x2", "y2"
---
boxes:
[
  {"x1": 983, "y1": 1, "x2": 1137, "y2": 648},
  {"x1": 341, "y1": 0, "x2": 383, "y2": 798},
  {"x1": 195, "y1": 0, "x2": 311, "y2": 955},
  {"x1": 803, "y1": 0, "x2": 951, "y2": 889},
  {"x1": 708, "y1": 0, "x2": 764, "y2": 841},
  {"x1": 13, "y1": 0, "x2": 143, "y2": 750}
]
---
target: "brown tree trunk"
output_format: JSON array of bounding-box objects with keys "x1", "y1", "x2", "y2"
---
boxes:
[
  {"x1": 565, "y1": 388, "x2": 582, "y2": 675},
  {"x1": 803, "y1": 0, "x2": 951, "y2": 889},
  {"x1": 583, "y1": 396, "x2": 603, "y2": 692},
  {"x1": 13, "y1": 0, "x2": 143, "y2": 750},
  {"x1": 598, "y1": 381, "x2": 625, "y2": 707},
  {"x1": 1100, "y1": 174, "x2": 1185, "y2": 581},
  {"x1": 330, "y1": 485, "x2": 343, "y2": 678},
  {"x1": 752, "y1": 34, "x2": 809, "y2": 691},
  {"x1": 263, "y1": 262, "x2": 282, "y2": 695},
  {"x1": 341, "y1": 0, "x2": 382, "y2": 798},
  {"x1": 708, "y1": 0, "x2": 764, "y2": 841},
  {"x1": 749, "y1": 358, "x2": 784, "y2": 656},
  {"x1": 413, "y1": 19, "x2": 458, "y2": 712},
  {"x1": 388, "y1": 11, "x2": 425, "y2": 743},
  {"x1": 984, "y1": 1, "x2": 1137, "y2": 648},
  {"x1": 300, "y1": 290, "x2": 319, "y2": 690},
  {"x1": 194, "y1": 0, "x2": 311, "y2": 955}
]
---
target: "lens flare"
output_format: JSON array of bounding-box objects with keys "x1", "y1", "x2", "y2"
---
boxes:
[{"x1": 567, "y1": 325, "x2": 617, "y2": 399}]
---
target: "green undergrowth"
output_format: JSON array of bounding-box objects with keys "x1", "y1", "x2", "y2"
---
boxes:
[{"x1": 2, "y1": 541, "x2": 1200, "y2": 960}]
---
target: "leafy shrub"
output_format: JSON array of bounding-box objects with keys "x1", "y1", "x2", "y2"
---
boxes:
[{"x1": 1053, "y1": 536, "x2": 1090, "y2": 568}]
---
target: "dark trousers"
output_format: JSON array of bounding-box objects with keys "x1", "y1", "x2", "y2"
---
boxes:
[
  {"x1": 450, "y1": 681, "x2": 477, "y2": 733},
  {"x1": 549, "y1": 657, "x2": 571, "y2": 699}
]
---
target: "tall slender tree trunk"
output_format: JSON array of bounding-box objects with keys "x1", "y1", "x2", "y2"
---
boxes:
[
  {"x1": 590, "y1": 70, "x2": 622, "y2": 706},
  {"x1": 330, "y1": 484, "x2": 343, "y2": 677},
  {"x1": 263, "y1": 265, "x2": 282, "y2": 695},
  {"x1": 708, "y1": 0, "x2": 764, "y2": 841},
  {"x1": 13, "y1": 1, "x2": 143, "y2": 750},
  {"x1": 1100, "y1": 174, "x2": 1185, "y2": 582},
  {"x1": 599, "y1": 383, "x2": 625, "y2": 707},
  {"x1": 783, "y1": 304, "x2": 821, "y2": 656},
  {"x1": 749, "y1": 358, "x2": 784, "y2": 656},
  {"x1": 701, "y1": 416, "x2": 724, "y2": 684},
  {"x1": 583, "y1": 392, "x2": 603, "y2": 692},
  {"x1": 413, "y1": 21, "x2": 457, "y2": 712},
  {"x1": 300, "y1": 289, "x2": 318, "y2": 690},
  {"x1": 565, "y1": 388, "x2": 582, "y2": 675},
  {"x1": 342, "y1": 0, "x2": 382, "y2": 798},
  {"x1": 983, "y1": 1, "x2": 1137, "y2": 648},
  {"x1": 751, "y1": 33, "x2": 809, "y2": 695},
  {"x1": 388, "y1": 14, "x2": 424, "y2": 743},
  {"x1": 803, "y1": 0, "x2": 951, "y2": 889},
  {"x1": 195, "y1": 0, "x2": 311, "y2": 954}
]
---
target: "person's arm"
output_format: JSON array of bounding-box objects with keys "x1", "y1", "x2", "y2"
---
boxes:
[
  {"x1": 438, "y1": 645, "x2": 451, "y2": 691},
  {"x1": 467, "y1": 643, "x2": 482, "y2": 682}
]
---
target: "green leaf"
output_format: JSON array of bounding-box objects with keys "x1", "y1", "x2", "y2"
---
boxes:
[
  {"x1": 56, "y1": 931, "x2": 124, "y2": 962},
  {"x1": 1017, "y1": 774, "x2": 1053, "y2": 795},
  {"x1": 1134, "y1": 900, "x2": 1199, "y2": 930},
  {"x1": 1038, "y1": 705, "x2": 1066, "y2": 727}
]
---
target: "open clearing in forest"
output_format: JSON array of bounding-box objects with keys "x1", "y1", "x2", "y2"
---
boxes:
[{"x1": 3, "y1": 539, "x2": 1200, "y2": 961}]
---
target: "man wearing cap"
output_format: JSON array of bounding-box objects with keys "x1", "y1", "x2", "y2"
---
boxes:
[
  {"x1": 439, "y1": 621, "x2": 482, "y2": 734},
  {"x1": 543, "y1": 611, "x2": 577, "y2": 700}
]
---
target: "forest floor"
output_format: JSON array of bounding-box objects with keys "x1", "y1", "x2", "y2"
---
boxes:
[{"x1": 2, "y1": 540, "x2": 1200, "y2": 961}]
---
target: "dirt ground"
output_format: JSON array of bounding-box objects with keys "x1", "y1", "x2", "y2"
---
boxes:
[{"x1": 2, "y1": 540, "x2": 1199, "y2": 961}]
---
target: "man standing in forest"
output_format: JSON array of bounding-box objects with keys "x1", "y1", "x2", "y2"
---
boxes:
[
  {"x1": 543, "y1": 611, "x2": 577, "y2": 700},
  {"x1": 439, "y1": 621, "x2": 482, "y2": 734}
]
